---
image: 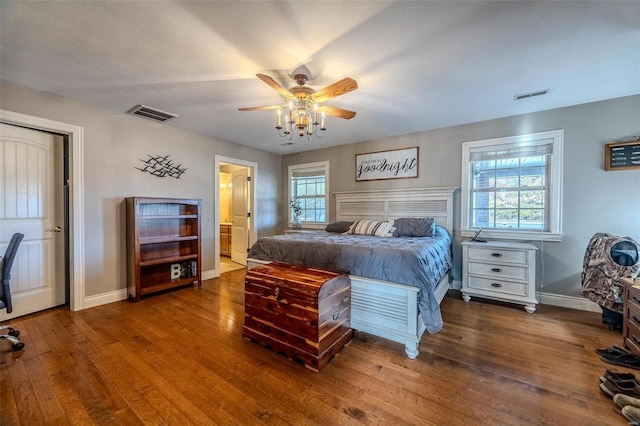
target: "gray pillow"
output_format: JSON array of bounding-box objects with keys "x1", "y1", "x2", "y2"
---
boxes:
[
  {"x1": 393, "y1": 217, "x2": 435, "y2": 237},
  {"x1": 325, "y1": 221, "x2": 353, "y2": 233}
]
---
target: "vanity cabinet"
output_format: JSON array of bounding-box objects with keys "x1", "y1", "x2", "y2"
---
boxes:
[{"x1": 220, "y1": 224, "x2": 231, "y2": 256}]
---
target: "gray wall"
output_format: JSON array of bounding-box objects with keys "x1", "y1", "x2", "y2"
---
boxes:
[
  {"x1": 3, "y1": 76, "x2": 638, "y2": 302},
  {"x1": 282, "y1": 95, "x2": 640, "y2": 298},
  {"x1": 1, "y1": 80, "x2": 281, "y2": 298}
]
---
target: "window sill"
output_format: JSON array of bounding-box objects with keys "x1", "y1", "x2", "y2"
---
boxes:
[
  {"x1": 460, "y1": 229, "x2": 563, "y2": 242},
  {"x1": 287, "y1": 222, "x2": 327, "y2": 230}
]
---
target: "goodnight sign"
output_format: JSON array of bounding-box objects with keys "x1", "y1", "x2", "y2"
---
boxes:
[{"x1": 355, "y1": 147, "x2": 419, "y2": 181}]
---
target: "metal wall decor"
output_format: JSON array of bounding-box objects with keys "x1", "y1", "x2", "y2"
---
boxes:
[{"x1": 135, "y1": 154, "x2": 187, "y2": 179}]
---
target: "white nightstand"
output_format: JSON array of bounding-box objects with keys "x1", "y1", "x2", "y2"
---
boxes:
[{"x1": 461, "y1": 240, "x2": 538, "y2": 313}]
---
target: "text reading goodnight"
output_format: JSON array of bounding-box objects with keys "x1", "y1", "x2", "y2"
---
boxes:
[{"x1": 356, "y1": 157, "x2": 417, "y2": 179}]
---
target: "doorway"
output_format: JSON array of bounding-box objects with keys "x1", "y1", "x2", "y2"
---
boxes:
[
  {"x1": 214, "y1": 156, "x2": 258, "y2": 277},
  {"x1": 0, "y1": 123, "x2": 67, "y2": 319},
  {"x1": 0, "y1": 109, "x2": 85, "y2": 313}
]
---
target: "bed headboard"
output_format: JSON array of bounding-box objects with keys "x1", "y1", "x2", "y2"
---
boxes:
[{"x1": 334, "y1": 187, "x2": 458, "y2": 234}]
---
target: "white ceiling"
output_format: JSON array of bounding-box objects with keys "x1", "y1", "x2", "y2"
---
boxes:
[{"x1": 1, "y1": 1, "x2": 639, "y2": 154}]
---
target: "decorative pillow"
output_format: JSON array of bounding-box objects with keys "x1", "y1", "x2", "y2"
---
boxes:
[
  {"x1": 325, "y1": 221, "x2": 354, "y2": 233},
  {"x1": 393, "y1": 217, "x2": 436, "y2": 237},
  {"x1": 347, "y1": 219, "x2": 395, "y2": 237}
]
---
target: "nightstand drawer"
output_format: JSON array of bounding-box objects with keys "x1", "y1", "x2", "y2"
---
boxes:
[
  {"x1": 467, "y1": 261, "x2": 528, "y2": 281},
  {"x1": 468, "y1": 247, "x2": 527, "y2": 265},
  {"x1": 467, "y1": 276, "x2": 527, "y2": 297}
]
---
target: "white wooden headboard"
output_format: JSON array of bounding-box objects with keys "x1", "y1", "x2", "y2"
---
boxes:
[{"x1": 334, "y1": 187, "x2": 458, "y2": 234}]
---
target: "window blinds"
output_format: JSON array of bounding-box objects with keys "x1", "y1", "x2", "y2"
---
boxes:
[{"x1": 469, "y1": 139, "x2": 553, "y2": 162}]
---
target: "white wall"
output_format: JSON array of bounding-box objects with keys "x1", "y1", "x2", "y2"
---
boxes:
[
  {"x1": 282, "y1": 95, "x2": 640, "y2": 299},
  {"x1": 1, "y1": 80, "x2": 281, "y2": 299}
]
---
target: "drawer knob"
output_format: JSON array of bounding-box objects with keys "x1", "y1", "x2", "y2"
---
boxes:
[
  {"x1": 633, "y1": 336, "x2": 640, "y2": 346},
  {"x1": 332, "y1": 312, "x2": 340, "y2": 320},
  {"x1": 633, "y1": 316, "x2": 640, "y2": 326},
  {"x1": 491, "y1": 268, "x2": 502, "y2": 273},
  {"x1": 274, "y1": 286, "x2": 281, "y2": 300},
  {"x1": 633, "y1": 296, "x2": 640, "y2": 305},
  {"x1": 491, "y1": 253, "x2": 503, "y2": 257},
  {"x1": 491, "y1": 283, "x2": 502, "y2": 288}
]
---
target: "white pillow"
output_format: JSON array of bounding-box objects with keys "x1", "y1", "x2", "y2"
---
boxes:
[{"x1": 347, "y1": 219, "x2": 395, "y2": 237}]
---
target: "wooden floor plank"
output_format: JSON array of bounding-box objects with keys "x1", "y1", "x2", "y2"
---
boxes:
[
  {"x1": 0, "y1": 269, "x2": 629, "y2": 425},
  {"x1": 21, "y1": 355, "x2": 67, "y2": 424},
  {"x1": 5, "y1": 356, "x2": 46, "y2": 424},
  {"x1": 0, "y1": 358, "x2": 21, "y2": 426}
]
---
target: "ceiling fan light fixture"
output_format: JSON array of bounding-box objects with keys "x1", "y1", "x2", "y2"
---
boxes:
[
  {"x1": 277, "y1": 97, "x2": 326, "y2": 141},
  {"x1": 239, "y1": 70, "x2": 358, "y2": 144}
]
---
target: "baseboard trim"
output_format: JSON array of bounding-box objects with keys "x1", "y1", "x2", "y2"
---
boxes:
[
  {"x1": 80, "y1": 281, "x2": 600, "y2": 314},
  {"x1": 202, "y1": 269, "x2": 218, "y2": 281},
  {"x1": 82, "y1": 272, "x2": 219, "y2": 310},
  {"x1": 538, "y1": 292, "x2": 601, "y2": 313},
  {"x1": 450, "y1": 283, "x2": 601, "y2": 313},
  {"x1": 83, "y1": 288, "x2": 128, "y2": 309}
]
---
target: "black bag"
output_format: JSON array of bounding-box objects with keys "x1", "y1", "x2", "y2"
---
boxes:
[{"x1": 601, "y1": 306, "x2": 623, "y2": 330}]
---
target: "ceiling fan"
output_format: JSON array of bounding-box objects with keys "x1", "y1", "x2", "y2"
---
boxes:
[{"x1": 239, "y1": 68, "x2": 358, "y2": 140}]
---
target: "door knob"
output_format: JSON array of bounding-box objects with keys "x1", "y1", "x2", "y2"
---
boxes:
[{"x1": 46, "y1": 226, "x2": 62, "y2": 233}]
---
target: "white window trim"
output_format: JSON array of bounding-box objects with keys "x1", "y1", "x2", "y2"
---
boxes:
[
  {"x1": 461, "y1": 129, "x2": 564, "y2": 242},
  {"x1": 288, "y1": 161, "x2": 330, "y2": 229}
]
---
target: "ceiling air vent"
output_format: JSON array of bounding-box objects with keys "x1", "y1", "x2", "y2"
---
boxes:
[
  {"x1": 514, "y1": 89, "x2": 549, "y2": 101},
  {"x1": 127, "y1": 105, "x2": 178, "y2": 123}
]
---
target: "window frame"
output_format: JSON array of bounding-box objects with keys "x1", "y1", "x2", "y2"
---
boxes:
[
  {"x1": 461, "y1": 129, "x2": 563, "y2": 242},
  {"x1": 287, "y1": 161, "x2": 330, "y2": 229}
]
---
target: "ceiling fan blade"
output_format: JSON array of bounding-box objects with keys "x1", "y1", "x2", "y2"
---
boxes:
[
  {"x1": 256, "y1": 73, "x2": 296, "y2": 100},
  {"x1": 318, "y1": 105, "x2": 356, "y2": 120},
  {"x1": 238, "y1": 105, "x2": 283, "y2": 111},
  {"x1": 311, "y1": 77, "x2": 358, "y2": 103}
]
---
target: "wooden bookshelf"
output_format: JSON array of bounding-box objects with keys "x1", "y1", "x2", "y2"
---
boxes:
[{"x1": 126, "y1": 197, "x2": 201, "y2": 302}]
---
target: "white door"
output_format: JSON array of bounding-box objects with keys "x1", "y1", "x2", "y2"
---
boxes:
[
  {"x1": 0, "y1": 123, "x2": 65, "y2": 320},
  {"x1": 231, "y1": 168, "x2": 249, "y2": 265}
]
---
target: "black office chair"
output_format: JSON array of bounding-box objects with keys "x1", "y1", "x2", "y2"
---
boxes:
[{"x1": 1, "y1": 232, "x2": 25, "y2": 351}]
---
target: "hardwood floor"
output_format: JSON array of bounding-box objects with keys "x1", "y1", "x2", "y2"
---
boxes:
[
  {"x1": 0, "y1": 270, "x2": 628, "y2": 425},
  {"x1": 219, "y1": 257, "x2": 245, "y2": 274}
]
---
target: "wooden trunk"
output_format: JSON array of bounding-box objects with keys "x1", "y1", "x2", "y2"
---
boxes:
[{"x1": 243, "y1": 262, "x2": 352, "y2": 372}]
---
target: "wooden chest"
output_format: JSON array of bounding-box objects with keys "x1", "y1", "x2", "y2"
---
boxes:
[{"x1": 243, "y1": 262, "x2": 352, "y2": 371}]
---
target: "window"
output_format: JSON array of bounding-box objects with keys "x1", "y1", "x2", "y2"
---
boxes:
[
  {"x1": 288, "y1": 161, "x2": 329, "y2": 228},
  {"x1": 461, "y1": 130, "x2": 563, "y2": 241}
]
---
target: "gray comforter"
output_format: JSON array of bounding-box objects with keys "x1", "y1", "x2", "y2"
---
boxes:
[{"x1": 247, "y1": 225, "x2": 452, "y2": 333}]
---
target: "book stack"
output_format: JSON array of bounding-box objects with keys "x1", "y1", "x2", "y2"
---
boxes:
[{"x1": 180, "y1": 260, "x2": 198, "y2": 278}]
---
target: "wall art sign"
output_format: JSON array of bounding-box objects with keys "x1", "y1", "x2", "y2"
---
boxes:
[
  {"x1": 135, "y1": 154, "x2": 187, "y2": 179},
  {"x1": 604, "y1": 138, "x2": 640, "y2": 171},
  {"x1": 355, "y1": 146, "x2": 419, "y2": 181}
]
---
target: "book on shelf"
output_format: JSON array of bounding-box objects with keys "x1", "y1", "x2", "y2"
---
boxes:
[{"x1": 180, "y1": 260, "x2": 198, "y2": 278}]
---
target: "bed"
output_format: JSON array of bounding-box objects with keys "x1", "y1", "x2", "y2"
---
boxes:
[{"x1": 247, "y1": 187, "x2": 458, "y2": 359}]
